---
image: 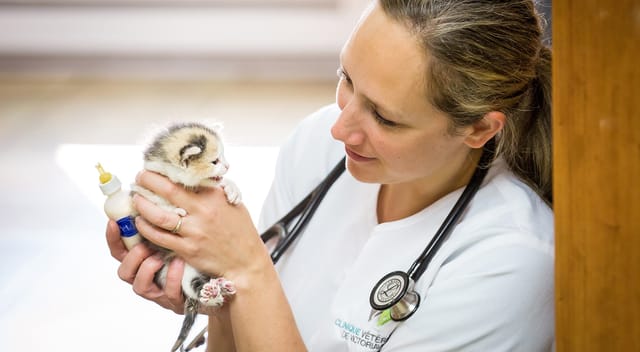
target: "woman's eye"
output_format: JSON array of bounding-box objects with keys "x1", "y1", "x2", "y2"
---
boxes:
[
  {"x1": 373, "y1": 111, "x2": 397, "y2": 127},
  {"x1": 337, "y1": 68, "x2": 351, "y2": 84}
]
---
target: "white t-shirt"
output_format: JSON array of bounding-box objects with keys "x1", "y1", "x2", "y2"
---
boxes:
[{"x1": 258, "y1": 104, "x2": 554, "y2": 351}]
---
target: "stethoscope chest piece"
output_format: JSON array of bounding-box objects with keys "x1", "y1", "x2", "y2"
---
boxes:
[{"x1": 370, "y1": 271, "x2": 421, "y2": 322}]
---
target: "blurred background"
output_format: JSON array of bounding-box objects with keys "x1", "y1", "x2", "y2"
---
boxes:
[{"x1": 0, "y1": 0, "x2": 549, "y2": 351}]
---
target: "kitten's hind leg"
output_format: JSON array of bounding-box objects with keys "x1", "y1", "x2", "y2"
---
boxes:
[{"x1": 170, "y1": 298, "x2": 199, "y2": 352}]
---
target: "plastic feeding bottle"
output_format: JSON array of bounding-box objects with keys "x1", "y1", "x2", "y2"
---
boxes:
[{"x1": 96, "y1": 163, "x2": 142, "y2": 250}]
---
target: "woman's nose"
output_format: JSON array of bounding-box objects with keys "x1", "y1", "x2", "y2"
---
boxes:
[{"x1": 331, "y1": 104, "x2": 365, "y2": 145}]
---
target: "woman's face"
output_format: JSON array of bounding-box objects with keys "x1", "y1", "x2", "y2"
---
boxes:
[{"x1": 331, "y1": 3, "x2": 474, "y2": 188}]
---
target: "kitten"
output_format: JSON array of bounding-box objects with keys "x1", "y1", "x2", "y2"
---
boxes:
[{"x1": 131, "y1": 122, "x2": 241, "y2": 352}]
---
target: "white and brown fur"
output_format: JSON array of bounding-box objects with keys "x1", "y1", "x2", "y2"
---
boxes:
[{"x1": 132, "y1": 122, "x2": 241, "y2": 352}]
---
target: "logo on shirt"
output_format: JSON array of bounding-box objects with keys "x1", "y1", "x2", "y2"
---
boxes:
[{"x1": 335, "y1": 319, "x2": 388, "y2": 351}]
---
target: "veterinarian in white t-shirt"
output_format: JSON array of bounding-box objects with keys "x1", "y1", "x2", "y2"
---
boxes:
[
  {"x1": 258, "y1": 104, "x2": 553, "y2": 351},
  {"x1": 106, "y1": 1, "x2": 555, "y2": 351}
]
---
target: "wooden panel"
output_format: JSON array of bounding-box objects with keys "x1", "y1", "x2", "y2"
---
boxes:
[{"x1": 554, "y1": 0, "x2": 640, "y2": 350}]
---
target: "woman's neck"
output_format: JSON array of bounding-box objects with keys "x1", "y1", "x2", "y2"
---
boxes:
[{"x1": 376, "y1": 149, "x2": 482, "y2": 223}]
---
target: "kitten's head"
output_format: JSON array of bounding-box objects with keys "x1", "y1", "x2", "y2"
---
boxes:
[{"x1": 142, "y1": 122, "x2": 229, "y2": 188}]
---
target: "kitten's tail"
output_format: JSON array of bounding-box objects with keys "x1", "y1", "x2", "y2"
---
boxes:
[{"x1": 171, "y1": 298, "x2": 199, "y2": 352}]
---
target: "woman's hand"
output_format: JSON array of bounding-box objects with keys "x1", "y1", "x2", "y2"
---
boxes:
[
  {"x1": 131, "y1": 170, "x2": 272, "y2": 285},
  {"x1": 132, "y1": 171, "x2": 305, "y2": 351},
  {"x1": 105, "y1": 219, "x2": 186, "y2": 314}
]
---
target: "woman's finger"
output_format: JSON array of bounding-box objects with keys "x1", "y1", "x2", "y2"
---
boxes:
[
  {"x1": 164, "y1": 257, "x2": 186, "y2": 307},
  {"x1": 131, "y1": 255, "x2": 184, "y2": 314},
  {"x1": 117, "y1": 243, "x2": 155, "y2": 284},
  {"x1": 131, "y1": 253, "x2": 165, "y2": 298},
  {"x1": 135, "y1": 170, "x2": 192, "y2": 211},
  {"x1": 135, "y1": 215, "x2": 185, "y2": 253},
  {"x1": 106, "y1": 220, "x2": 128, "y2": 262},
  {"x1": 133, "y1": 194, "x2": 186, "y2": 233}
]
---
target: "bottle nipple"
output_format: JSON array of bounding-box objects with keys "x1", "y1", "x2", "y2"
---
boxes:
[
  {"x1": 96, "y1": 163, "x2": 113, "y2": 184},
  {"x1": 96, "y1": 163, "x2": 121, "y2": 195}
]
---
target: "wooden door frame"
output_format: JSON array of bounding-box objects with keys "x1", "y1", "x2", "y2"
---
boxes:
[{"x1": 553, "y1": 0, "x2": 640, "y2": 350}]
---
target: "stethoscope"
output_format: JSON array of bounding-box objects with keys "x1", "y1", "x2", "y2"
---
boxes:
[
  {"x1": 184, "y1": 142, "x2": 494, "y2": 351},
  {"x1": 368, "y1": 141, "x2": 494, "y2": 322},
  {"x1": 260, "y1": 156, "x2": 348, "y2": 262},
  {"x1": 265, "y1": 140, "x2": 495, "y2": 323}
]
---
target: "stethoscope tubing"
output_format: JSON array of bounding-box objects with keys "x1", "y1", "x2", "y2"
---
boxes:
[
  {"x1": 263, "y1": 157, "x2": 346, "y2": 263},
  {"x1": 406, "y1": 140, "x2": 495, "y2": 281}
]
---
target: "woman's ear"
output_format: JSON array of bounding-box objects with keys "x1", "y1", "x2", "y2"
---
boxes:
[{"x1": 464, "y1": 111, "x2": 505, "y2": 148}]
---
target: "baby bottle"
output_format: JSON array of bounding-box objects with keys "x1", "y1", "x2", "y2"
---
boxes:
[{"x1": 96, "y1": 163, "x2": 142, "y2": 250}]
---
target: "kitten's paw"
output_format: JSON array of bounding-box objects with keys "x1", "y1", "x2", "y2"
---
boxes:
[
  {"x1": 199, "y1": 277, "x2": 236, "y2": 307},
  {"x1": 220, "y1": 179, "x2": 242, "y2": 205},
  {"x1": 173, "y1": 207, "x2": 187, "y2": 217}
]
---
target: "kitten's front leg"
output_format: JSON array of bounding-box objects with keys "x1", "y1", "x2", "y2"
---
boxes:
[
  {"x1": 219, "y1": 179, "x2": 242, "y2": 205},
  {"x1": 132, "y1": 184, "x2": 187, "y2": 216}
]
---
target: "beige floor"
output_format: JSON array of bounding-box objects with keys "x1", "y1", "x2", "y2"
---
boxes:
[{"x1": 0, "y1": 78, "x2": 336, "y2": 351}]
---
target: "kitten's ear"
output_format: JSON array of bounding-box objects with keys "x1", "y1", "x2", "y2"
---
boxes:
[
  {"x1": 180, "y1": 145, "x2": 202, "y2": 167},
  {"x1": 211, "y1": 123, "x2": 223, "y2": 132}
]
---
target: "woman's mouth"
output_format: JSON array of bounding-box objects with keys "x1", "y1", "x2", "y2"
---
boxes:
[{"x1": 345, "y1": 147, "x2": 375, "y2": 162}]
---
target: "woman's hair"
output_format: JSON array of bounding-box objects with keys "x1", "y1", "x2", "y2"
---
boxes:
[{"x1": 379, "y1": 0, "x2": 552, "y2": 205}]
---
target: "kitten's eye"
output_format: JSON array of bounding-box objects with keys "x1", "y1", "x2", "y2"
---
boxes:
[{"x1": 212, "y1": 159, "x2": 219, "y2": 165}]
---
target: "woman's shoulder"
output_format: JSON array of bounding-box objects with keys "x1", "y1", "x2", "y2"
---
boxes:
[
  {"x1": 435, "y1": 158, "x2": 555, "y2": 275},
  {"x1": 479, "y1": 158, "x2": 554, "y2": 242},
  {"x1": 276, "y1": 104, "x2": 345, "y2": 189},
  {"x1": 293, "y1": 103, "x2": 341, "y2": 132},
  {"x1": 285, "y1": 103, "x2": 344, "y2": 166},
  {"x1": 258, "y1": 104, "x2": 345, "y2": 230}
]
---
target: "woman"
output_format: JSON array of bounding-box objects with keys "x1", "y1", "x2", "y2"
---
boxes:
[{"x1": 107, "y1": 0, "x2": 553, "y2": 350}]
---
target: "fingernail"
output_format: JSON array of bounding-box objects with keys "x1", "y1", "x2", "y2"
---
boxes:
[{"x1": 135, "y1": 171, "x2": 144, "y2": 183}]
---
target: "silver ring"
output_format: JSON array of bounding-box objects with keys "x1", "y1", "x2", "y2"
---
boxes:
[{"x1": 171, "y1": 216, "x2": 183, "y2": 234}]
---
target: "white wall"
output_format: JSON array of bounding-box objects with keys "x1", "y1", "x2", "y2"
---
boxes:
[{"x1": 0, "y1": 0, "x2": 370, "y2": 79}]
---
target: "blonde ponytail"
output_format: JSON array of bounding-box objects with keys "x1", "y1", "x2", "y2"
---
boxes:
[{"x1": 380, "y1": 0, "x2": 553, "y2": 204}]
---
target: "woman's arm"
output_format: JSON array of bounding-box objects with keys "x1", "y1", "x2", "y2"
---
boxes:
[
  {"x1": 207, "y1": 309, "x2": 236, "y2": 352},
  {"x1": 225, "y1": 254, "x2": 305, "y2": 352},
  {"x1": 204, "y1": 270, "x2": 306, "y2": 352},
  {"x1": 203, "y1": 238, "x2": 304, "y2": 352}
]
